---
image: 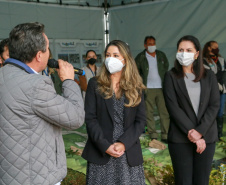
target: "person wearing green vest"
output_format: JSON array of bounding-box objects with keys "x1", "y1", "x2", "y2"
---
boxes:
[{"x1": 135, "y1": 35, "x2": 169, "y2": 142}]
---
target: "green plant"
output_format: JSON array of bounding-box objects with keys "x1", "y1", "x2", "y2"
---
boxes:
[
  {"x1": 156, "y1": 165, "x2": 175, "y2": 185},
  {"x1": 144, "y1": 158, "x2": 175, "y2": 184},
  {"x1": 65, "y1": 148, "x2": 78, "y2": 157},
  {"x1": 143, "y1": 158, "x2": 159, "y2": 177},
  {"x1": 140, "y1": 137, "x2": 151, "y2": 148},
  {"x1": 61, "y1": 168, "x2": 86, "y2": 185},
  {"x1": 144, "y1": 158, "x2": 226, "y2": 185},
  {"x1": 209, "y1": 163, "x2": 226, "y2": 185},
  {"x1": 217, "y1": 137, "x2": 226, "y2": 154}
]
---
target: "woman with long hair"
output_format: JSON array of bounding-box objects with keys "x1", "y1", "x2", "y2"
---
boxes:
[
  {"x1": 203, "y1": 41, "x2": 226, "y2": 139},
  {"x1": 163, "y1": 35, "x2": 220, "y2": 185},
  {"x1": 82, "y1": 40, "x2": 146, "y2": 184}
]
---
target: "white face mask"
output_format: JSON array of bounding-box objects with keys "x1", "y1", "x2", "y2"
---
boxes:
[
  {"x1": 105, "y1": 57, "x2": 125, "y2": 74},
  {"x1": 176, "y1": 52, "x2": 195, "y2": 66},
  {"x1": 148, "y1": 45, "x2": 156, "y2": 53}
]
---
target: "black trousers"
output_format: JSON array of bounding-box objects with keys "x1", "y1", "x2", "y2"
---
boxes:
[{"x1": 168, "y1": 142, "x2": 215, "y2": 185}]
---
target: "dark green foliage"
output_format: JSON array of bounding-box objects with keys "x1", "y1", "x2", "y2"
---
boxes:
[
  {"x1": 140, "y1": 137, "x2": 151, "y2": 148},
  {"x1": 217, "y1": 137, "x2": 226, "y2": 154},
  {"x1": 65, "y1": 148, "x2": 78, "y2": 158},
  {"x1": 209, "y1": 164, "x2": 226, "y2": 185},
  {"x1": 144, "y1": 158, "x2": 175, "y2": 184},
  {"x1": 144, "y1": 158, "x2": 226, "y2": 185},
  {"x1": 61, "y1": 168, "x2": 86, "y2": 185}
]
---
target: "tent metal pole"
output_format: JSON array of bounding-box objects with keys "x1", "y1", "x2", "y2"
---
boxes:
[{"x1": 104, "y1": 0, "x2": 109, "y2": 47}]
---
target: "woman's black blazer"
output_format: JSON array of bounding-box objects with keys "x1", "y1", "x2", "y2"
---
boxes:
[
  {"x1": 82, "y1": 77, "x2": 146, "y2": 167},
  {"x1": 163, "y1": 69, "x2": 220, "y2": 143}
]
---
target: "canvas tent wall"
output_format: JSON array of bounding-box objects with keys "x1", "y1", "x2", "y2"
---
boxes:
[
  {"x1": 1, "y1": 0, "x2": 226, "y2": 67},
  {"x1": 0, "y1": 0, "x2": 104, "y2": 39},
  {"x1": 109, "y1": 0, "x2": 226, "y2": 68}
]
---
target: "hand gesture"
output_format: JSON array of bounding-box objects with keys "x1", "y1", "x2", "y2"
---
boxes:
[
  {"x1": 195, "y1": 139, "x2": 206, "y2": 154},
  {"x1": 114, "y1": 142, "x2": 125, "y2": 153},
  {"x1": 188, "y1": 129, "x2": 202, "y2": 143},
  {"x1": 106, "y1": 144, "x2": 124, "y2": 158}
]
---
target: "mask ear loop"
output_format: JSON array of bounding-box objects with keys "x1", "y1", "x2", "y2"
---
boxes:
[
  {"x1": 194, "y1": 51, "x2": 199, "y2": 60},
  {"x1": 120, "y1": 58, "x2": 126, "y2": 67}
]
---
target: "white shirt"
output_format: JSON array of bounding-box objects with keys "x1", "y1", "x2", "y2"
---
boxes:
[
  {"x1": 146, "y1": 51, "x2": 162, "y2": 88},
  {"x1": 31, "y1": 67, "x2": 39, "y2": 74}
]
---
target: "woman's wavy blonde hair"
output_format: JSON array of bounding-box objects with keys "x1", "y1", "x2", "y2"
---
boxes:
[{"x1": 97, "y1": 40, "x2": 146, "y2": 107}]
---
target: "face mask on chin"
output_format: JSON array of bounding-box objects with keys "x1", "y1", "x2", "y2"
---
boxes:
[
  {"x1": 105, "y1": 57, "x2": 125, "y2": 74},
  {"x1": 147, "y1": 45, "x2": 156, "y2": 53},
  {"x1": 176, "y1": 52, "x2": 196, "y2": 66}
]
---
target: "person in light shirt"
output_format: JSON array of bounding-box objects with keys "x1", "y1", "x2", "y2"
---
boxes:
[{"x1": 135, "y1": 35, "x2": 169, "y2": 142}]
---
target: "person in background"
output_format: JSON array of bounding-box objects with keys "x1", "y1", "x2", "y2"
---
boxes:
[
  {"x1": 163, "y1": 35, "x2": 220, "y2": 185},
  {"x1": 82, "y1": 40, "x2": 146, "y2": 184},
  {"x1": 0, "y1": 22, "x2": 85, "y2": 185},
  {"x1": 79, "y1": 50, "x2": 100, "y2": 99},
  {"x1": 135, "y1": 35, "x2": 169, "y2": 142},
  {"x1": 48, "y1": 48, "x2": 63, "y2": 95},
  {"x1": 203, "y1": 41, "x2": 226, "y2": 139},
  {"x1": 0, "y1": 38, "x2": 9, "y2": 67}
]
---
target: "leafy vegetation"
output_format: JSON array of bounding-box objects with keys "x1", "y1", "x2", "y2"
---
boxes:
[
  {"x1": 144, "y1": 157, "x2": 226, "y2": 185},
  {"x1": 61, "y1": 168, "x2": 86, "y2": 185}
]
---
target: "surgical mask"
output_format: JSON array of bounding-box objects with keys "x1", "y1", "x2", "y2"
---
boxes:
[
  {"x1": 87, "y1": 58, "x2": 96, "y2": 65},
  {"x1": 176, "y1": 52, "x2": 195, "y2": 66},
  {"x1": 105, "y1": 57, "x2": 125, "y2": 74},
  {"x1": 148, "y1": 45, "x2": 156, "y2": 53}
]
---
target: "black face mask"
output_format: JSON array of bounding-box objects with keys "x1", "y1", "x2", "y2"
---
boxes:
[
  {"x1": 87, "y1": 58, "x2": 97, "y2": 65},
  {"x1": 212, "y1": 48, "x2": 219, "y2": 55}
]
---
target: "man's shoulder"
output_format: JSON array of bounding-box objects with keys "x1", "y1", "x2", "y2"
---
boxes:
[
  {"x1": 156, "y1": 49, "x2": 166, "y2": 56},
  {"x1": 135, "y1": 50, "x2": 146, "y2": 60}
]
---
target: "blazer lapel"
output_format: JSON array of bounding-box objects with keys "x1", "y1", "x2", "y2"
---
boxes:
[
  {"x1": 177, "y1": 77, "x2": 193, "y2": 106},
  {"x1": 197, "y1": 78, "x2": 207, "y2": 119},
  {"x1": 105, "y1": 97, "x2": 114, "y2": 122},
  {"x1": 105, "y1": 95, "x2": 131, "y2": 125},
  {"x1": 124, "y1": 98, "x2": 130, "y2": 126}
]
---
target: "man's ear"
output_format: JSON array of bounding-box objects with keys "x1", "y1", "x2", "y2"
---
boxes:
[{"x1": 36, "y1": 51, "x2": 42, "y2": 62}]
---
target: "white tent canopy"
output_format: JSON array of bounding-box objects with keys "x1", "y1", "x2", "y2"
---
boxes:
[
  {"x1": 1, "y1": 0, "x2": 226, "y2": 67},
  {"x1": 11, "y1": 0, "x2": 166, "y2": 7}
]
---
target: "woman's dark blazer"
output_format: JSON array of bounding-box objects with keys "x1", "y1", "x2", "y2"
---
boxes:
[
  {"x1": 82, "y1": 77, "x2": 146, "y2": 167},
  {"x1": 163, "y1": 69, "x2": 220, "y2": 143}
]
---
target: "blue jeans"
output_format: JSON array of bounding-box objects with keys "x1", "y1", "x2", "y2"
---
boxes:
[{"x1": 218, "y1": 93, "x2": 226, "y2": 117}]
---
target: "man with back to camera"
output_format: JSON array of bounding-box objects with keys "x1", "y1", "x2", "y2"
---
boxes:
[
  {"x1": 0, "y1": 22, "x2": 85, "y2": 185},
  {"x1": 0, "y1": 38, "x2": 9, "y2": 67},
  {"x1": 135, "y1": 35, "x2": 169, "y2": 143}
]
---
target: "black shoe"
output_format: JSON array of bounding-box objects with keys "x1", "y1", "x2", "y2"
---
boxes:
[{"x1": 161, "y1": 139, "x2": 168, "y2": 144}]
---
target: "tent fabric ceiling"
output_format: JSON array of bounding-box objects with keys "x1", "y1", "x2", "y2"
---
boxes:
[{"x1": 15, "y1": 0, "x2": 165, "y2": 7}]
